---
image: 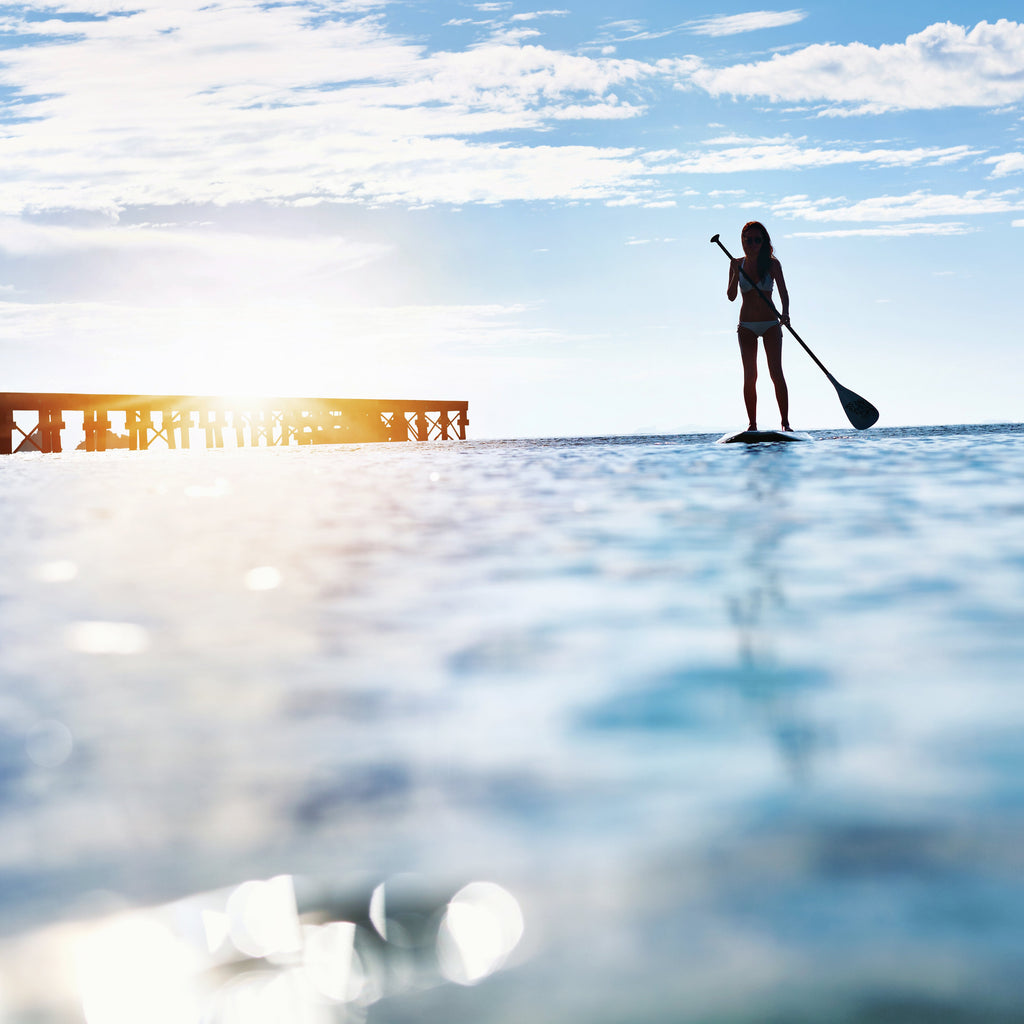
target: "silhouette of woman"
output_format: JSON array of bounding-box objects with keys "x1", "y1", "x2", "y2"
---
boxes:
[{"x1": 726, "y1": 221, "x2": 791, "y2": 431}]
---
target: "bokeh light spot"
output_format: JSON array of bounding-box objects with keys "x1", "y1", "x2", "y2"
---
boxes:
[
  {"x1": 244, "y1": 566, "x2": 282, "y2": 591},
  {"x1": 26, "y1": 719, "x2": 74, "y2": 768},
  {"x1": 302, "y1": 921, "x2": 366, "y2": 1003},
  {"x1": 369, "y1": 882, "x2": 387, "y2": 941},
  {"x1": 33, "y1": 559, "x2": 79, "y2": 582},
  {"x1": 225, "y1": 876, "x2": 302, "y2": 960},
  {"x1": 436, "y1": 882, "x2": 524, "y2": 986},
  {"x1": 76, "y1": 914, "x2": 200, "y2": 1024},
  {"x1": 66, "y1": 622, "x2": 150, "y2": 655}
]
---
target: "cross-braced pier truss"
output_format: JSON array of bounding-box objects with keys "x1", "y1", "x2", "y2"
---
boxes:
[{"x1": 0, "y1": 394, "x2": 469, "y2": 454}]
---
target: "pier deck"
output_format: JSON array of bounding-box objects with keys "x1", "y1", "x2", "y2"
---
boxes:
[{"x1": 0, "y1": 393, "x2": 469, "y2": 454}]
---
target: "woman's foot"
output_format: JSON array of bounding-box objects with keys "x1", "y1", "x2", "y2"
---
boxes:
[
  {"x1": 747, "y1": 423, "x2": 757, "y2": 431},
  {"x1": 781, "y1": 423, "x2": 793, "y2": 432}
]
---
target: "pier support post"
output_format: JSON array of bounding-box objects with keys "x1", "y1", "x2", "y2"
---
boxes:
[
  {"x1": 45, "y1": 408, "x2": 65, "y2": 452},
  {"x1": 84, "y1": 410, "x2": 99, "y2": 451},
  {"x1": 139, "y1": 410, "x2": 154, "y2": 450},
  {"x1": 204, "y1": 410, "x2": 224, "y2": 449},
  {"x1": 0, "y1": 405, "x2": 13, "y2": 455},
  {"x1": 160, "y1": 410, "x2": 176, "y2": 449},
  {"x1": 127, "y1": 410, "x2": 141, "y2": 450},
  {"x1": 94, "y1": 410, "x2": 111, "y2": 451},
  {"x1": 255, "y1": 410, "x2": 271, "y2": 446},
  {"x1": 36, "y1": 409, "x2": 50, "y2": 452},
  {"x1": 37, "y1": 410, "x2": 53, "y2": 452}
]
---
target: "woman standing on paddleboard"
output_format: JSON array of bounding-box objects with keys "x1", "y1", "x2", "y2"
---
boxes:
[{"x1": 726, "y1": 221, "x2": 792, "y2": 431}]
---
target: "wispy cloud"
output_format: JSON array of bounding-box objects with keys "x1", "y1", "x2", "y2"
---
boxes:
[
  {"x1": 691, "y1": 19, "x2": 1024, "y2": 113},
  {"x1": 511, "y1": 10, "x2": 570, "y2": 22},
  {"x1": 985, "y1": 153, "x2": 1024, "y2": 177},
  {"x1": 594, "y1": 19, "x2": 679, "y2": 44},
  {"x1": 788, "y1": 223, "x2": 977, "y2": 238},
  {"x1": 0, "y1": 1, "x2": 697, "y2": 214},
  {"x1": 649, "y1": 135, "x2": 981, "y2": 175},
  {"x1": 773, "y1": 189, "x2": 1024, "y2": 222},
  {"x1": 685, "y1": 10, "x2": 806, "y2": 38}
]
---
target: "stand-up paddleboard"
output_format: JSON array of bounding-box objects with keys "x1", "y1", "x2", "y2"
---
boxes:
[{"x1": 717, "y1": 429, "x2": 814, "y2": 444}]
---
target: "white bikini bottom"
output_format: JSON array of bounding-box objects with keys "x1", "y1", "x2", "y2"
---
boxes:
[{"x1": 738, "y1": 320, "x2": 781, "y2": 336}]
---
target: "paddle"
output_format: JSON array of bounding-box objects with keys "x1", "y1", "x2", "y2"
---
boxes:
[{"x1": 710, "y1": 234, "x2": 879, "y2": 430}]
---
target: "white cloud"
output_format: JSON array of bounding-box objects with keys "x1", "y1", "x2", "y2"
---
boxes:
[
  {"x1": 986, "y1": 153, "x2": 1024, "y2": 177},
  {"x1": 788, "y1": 223, "x2": 976, "y2": 238},
  {"x1": 0, "y1": 2, "x2": 701, "y2": 214},
  {"x1": 692, "y1": 19, "x2": 1024, "y2": 113},
  {"x1": 480, "y1": 25, "x2": 543, "y2": 45},
  {"x1": 649, "y1": 136, "x2": 981, "y2": 175},
  {"x1": 595, "y1": 19, "x2": 677, "y2": 44},
  {"x1": 511, "y1": 10, "x2": 570, "y2": 22},
  {"x1": 685, "y1": 10, "x2": 807, "y2": 37},
  {"x1": 772, "y1": 189, "x2": 1024, "y2": 222}
]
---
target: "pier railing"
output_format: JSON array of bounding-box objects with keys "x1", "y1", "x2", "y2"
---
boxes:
[{"x1": 0, "y1": 393, "x2": 469, "y2": 454}]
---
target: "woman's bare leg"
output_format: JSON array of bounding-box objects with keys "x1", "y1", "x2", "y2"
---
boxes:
[
  {"x1": 763, "y1": 329, "x2": 790, "y2": 429},
  {"x1": 738, "y1": 327, "x2": 759, "y2": 430}
]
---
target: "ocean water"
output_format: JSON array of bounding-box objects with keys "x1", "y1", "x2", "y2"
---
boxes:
[{"x1": 1, "y1": 423, "x2": 1023, "y2": 1023}]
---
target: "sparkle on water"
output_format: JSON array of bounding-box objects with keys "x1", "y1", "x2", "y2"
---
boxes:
[{"x1": 0, "y1": 423, "x2": 1022, "y2": 1023}]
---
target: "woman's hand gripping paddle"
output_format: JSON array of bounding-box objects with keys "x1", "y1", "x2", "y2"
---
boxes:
[{"x1": 710, "y1": 234, "x2": 879, "y2": 430}]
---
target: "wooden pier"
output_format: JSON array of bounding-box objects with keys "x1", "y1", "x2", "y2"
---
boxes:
[{"x1": 0, "y1": 393, "x2": 469, "y2": 454}]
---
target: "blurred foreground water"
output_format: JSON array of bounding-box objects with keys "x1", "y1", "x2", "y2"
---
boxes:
[{"x1": 2, "y1": 424, "x2": 1024, "y2": 1023}]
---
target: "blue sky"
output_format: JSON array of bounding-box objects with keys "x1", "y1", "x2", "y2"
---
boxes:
[{"x1": 1, "y1": 1, "x2": 1022, "y2": 437}]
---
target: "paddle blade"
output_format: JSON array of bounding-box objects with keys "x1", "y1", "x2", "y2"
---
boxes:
[{"x1": 834, "y1": 382, "x2": 879, "y2": 430}]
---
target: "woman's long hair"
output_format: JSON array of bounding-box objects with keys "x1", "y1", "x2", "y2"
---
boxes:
[{"x1": 742, "y1": 221, "x2": 774, "y2": 278}]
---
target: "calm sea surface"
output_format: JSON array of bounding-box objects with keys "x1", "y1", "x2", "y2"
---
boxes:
[{"x1": 2, "y1": 424, "x2": 1023, "y2": 1023}]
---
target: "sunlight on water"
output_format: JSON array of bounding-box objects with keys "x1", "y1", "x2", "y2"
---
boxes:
[
  {"x1": 225, "y1": 876, "x2": 302, "y2": 959},
  {"x1": 184, "y1": 478, "x2": 232, "y2": 499},
  {"x1": 65, "y1": 621, "x2": 150, "y2": 655},
  {"x1": 302, "y1": 922, "x2": 364, "y2": 1003},
  {"x1": 368, "y1": 882, "x2": 387, "y2": 941},
  {"x1": 4, "y1": 874, "x2": 525, "y2": 1024},
  {"x1": 1, "y1": 425, "x2": 1023, "y2": 1022},
  {"x1": 33, "y1": 559, "x2": 79, "y2": 583},
  {"x1": 77, "y1": 914, "x2": 201, "y2": 1024},
  {"x1": 244, "y1": 566, "x2": 283, "y2": 591},
  {"x1": 437, "y1": 883, "x2": 525, "y2": 986}
]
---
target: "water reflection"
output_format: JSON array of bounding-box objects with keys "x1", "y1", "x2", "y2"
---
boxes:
[
  {"x1": 3, "y1": 875, "x2": 524, "y2": 1023},
  {"x1": 726, "y1": 449, "x2": 835, "y2": 780},
  {"x1": 579, "y1": 446, "x2": 834, "y2": 780}
]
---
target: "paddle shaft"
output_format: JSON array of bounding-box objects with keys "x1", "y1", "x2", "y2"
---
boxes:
[{"x1": 711, "y1": 236, "x2": 837, "y2": 384}]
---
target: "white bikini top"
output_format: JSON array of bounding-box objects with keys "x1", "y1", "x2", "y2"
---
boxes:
[{"x1": 738, "y1": 263, "x2": 773, "y2": 294}]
